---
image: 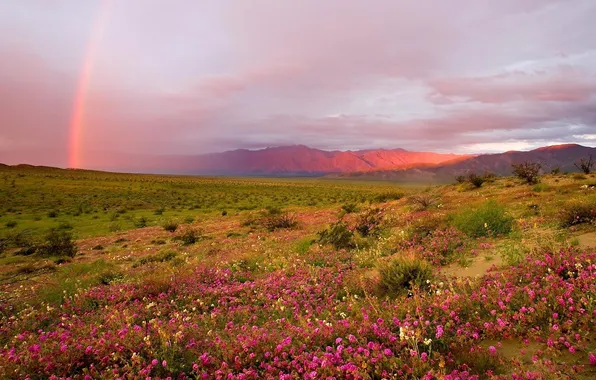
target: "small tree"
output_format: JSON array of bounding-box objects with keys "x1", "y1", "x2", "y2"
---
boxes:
[
  {"x1": 512, "y1": 162, "x2": 542, "y2": 184},
  {"x1": 574, "y1": 155, "x2": 594, "y2": 174}
]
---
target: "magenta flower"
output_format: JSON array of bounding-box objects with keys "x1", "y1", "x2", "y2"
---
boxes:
[{"x1": 488, "y1": 346, "x2": 497, "y2": 355}]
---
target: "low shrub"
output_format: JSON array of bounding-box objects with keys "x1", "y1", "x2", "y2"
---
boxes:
[
  {"x1": 133, "y1": 249, "x2": 178, "y2": 268},
  {"x1": 134, "y1": 216, "x2": 148, "y2": 228},
  {"x1": 455, "y1": 175, "x2": 467, "y2": 184},
  {"x1": 264, "y1": 212, "x2": 297, "y2": 231},
  {"x1": 162, "y1": 220, "x2": 179, "y2": 232},
  {"x1": 5, "y1": 220, "x2": 17, "y2": 228},
  {"x1": 408, "y1": 194, "x2": 437, "y2": 211},
  {"x1": 317, "y1": 221, "x2": 355, "y2": 250},
  {"x1": 37, "y1": 229, "x2": 77, "y2": 257},
  {"x1": 354, "y1": 207, "x2": 383, "y2": 237},
  {"x1": 452, "y1": 200, "x2": 513, "y2": 237},
  {"x1": 178, "y1": 228, "x2": 203, "y2": 245},
  {"x1": 572, "y1": 173, "x2": 587, "y2": 180},
  {"x1": 372, "y1": 191, "x2": 403, "y2": 203},
  {"x1": 468, "y1": 173, "x2": 485, "y2": 188},
  {"x1": 559, "y1": 199, "x2": 596, "y2": 227},
  {"x1": 512, "y1": 162, "x2": 541, "y2": 184},
  {"x1": 378, "y1": 256, "x2": 433, "y2": 297},
  {"x1": 341, "y1": 203, "x2": 359, "y2": 214}
]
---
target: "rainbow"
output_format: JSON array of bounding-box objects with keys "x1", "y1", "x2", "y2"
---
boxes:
[{"x1": 68, "y1": 0, "x2": 113, "y2": 169}]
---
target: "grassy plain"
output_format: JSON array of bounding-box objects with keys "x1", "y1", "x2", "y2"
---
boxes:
[{"x1": 1, "y1": 165, "x2": 596, "y2": 378}]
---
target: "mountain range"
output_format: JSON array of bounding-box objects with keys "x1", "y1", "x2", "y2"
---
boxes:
[{"x1": 2, "y1": 144, "x2": 595, "y2": 181}]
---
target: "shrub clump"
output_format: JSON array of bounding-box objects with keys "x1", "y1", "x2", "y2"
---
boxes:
[
  {"x1": 178, "y1": 228, "x2": 203, "y2": 245},
  {"x1": 341, "y1": 203, "x2": 359, "y2": 214},
  {"x1": 468, "y1": 173, "x2": 486, "y2": 188},
  {"x1": 133, "y1": 249, "x2": 178, "y2": 268},
  {"x1": 162, "y1": 220, "x2": 179, "y2": 232},
  {"x1": 378, "y1": 256, "x2": 433, "y2": 297},
  {"x1": 317, "y1": 221, "x2": 355, "y2": 250},
  {"x1": 264, "y1": 212, "x2": 297, "y2": 231},
  {"x1": 574, "y1": 155, "x2": 594, "y2": 175},
  {"x1": 512, "y1": 162, "x2": 542, "y2": 184},
  {"x1": 452, "y1": 200, "x2": 513, "y2": 238},
  {"x1": 559, "y1": 200, "x2": 596, "y2": 227},
  {"x1": 372, "y1": 191, "x2": 403, "y2": 203},
  {"x1": 408, "y1": 194, "x2": 438, "y2": 210},
  {"x1": 37, "y1": 229, "x2": 78, "y2": 257},
  {"x1": 354, "y1": 207, "x2": 383, "y2": 237}
]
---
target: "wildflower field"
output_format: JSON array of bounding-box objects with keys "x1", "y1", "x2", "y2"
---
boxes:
[{"x1": 1, "y1": 166, "x2": 596, "y2": 379}]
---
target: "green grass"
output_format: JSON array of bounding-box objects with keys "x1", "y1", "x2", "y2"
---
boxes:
[
  {"x1": 36, "y1": 259, "x2": 122, "y2": 305},
  {"x1": 452, "y1": 200, "x2": 514, "y2": 238},
  {"x1": 0, "y1": 166, "x2": 413, "y2": 241}
]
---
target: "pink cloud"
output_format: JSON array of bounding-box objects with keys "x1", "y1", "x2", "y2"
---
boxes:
[{"x1": 428, "y1": 68, "x2": 596, "y2": 104}]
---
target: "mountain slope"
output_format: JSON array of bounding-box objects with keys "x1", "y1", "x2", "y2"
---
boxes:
[
  {"x1": 178, "y1": 145, "x2": 467, "y2": 175},
  {"x1": 340, "y1": 144, "x2": 596, "y2": 182}
]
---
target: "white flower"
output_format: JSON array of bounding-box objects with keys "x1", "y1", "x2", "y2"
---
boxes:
[{"x1": 424, "y1": 338, "x2": 432, "y2": 345}]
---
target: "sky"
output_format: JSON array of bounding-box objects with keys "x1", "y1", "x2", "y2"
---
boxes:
[{"x1": 1, "y1": 0, "x2": 596, "y2": 168}]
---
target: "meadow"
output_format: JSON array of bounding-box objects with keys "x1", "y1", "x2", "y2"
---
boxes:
[{"x1": 1, "y1": 165, "x2": 596, "y2": 379}]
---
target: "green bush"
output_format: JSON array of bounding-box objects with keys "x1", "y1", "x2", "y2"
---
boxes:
[
  {"x1": 317, "y1": 221, "x2": 355, "y2": 250},
  {"x1": 341, "y1": 203, "x2": 359, "y2": 214},
  {"x1": 559, "y1": 199, "x2": 596, "y2": 227},
  {"x1": 468, "y1": 173, "x2": 485, "y2": 188},
  {"x1": 372, "y1": 191, "x2": 403, "y2": 203},
  {"x1": 37, "y1": 229, "x2": 77, "y2": 257},
  {"x1": 133, "y1": 249, "x2": 178, "y2": 268},
  {"x1": 355, "y1": 207, "x2": 383, "y2": 237},
  {"x1": 179, "y1": 228, "x2": 202, "y2": 245},
  {"x1": 452, "y1": 200, "x2": 513, "y2": 237},
  {"x1": 378, "y1": 256, "x2": 433, "y2": 297},
  {"x1": 134, "y1": 216, "x2": 148, "y2": 228},
  {"x1": 5, "y1": 220, "x2": 17, "y2": 228},
  {"x1": 162, "y1": 220, "x2": 179, "y2": 232}
]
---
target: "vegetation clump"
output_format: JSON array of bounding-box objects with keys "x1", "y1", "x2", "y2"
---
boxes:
[
  {"x1": 452, "y1": 200, "x2": 513, "y2": 237},
  {"x1": 512, "y1": 162, "x2": 542, "y2": 184},
  {"x1": 162, "y1": 220, "x2": 179, "y2": 232},
  {"x1": 354, "y1": 207, "x2": 383, "y2": 237},
  {"x1": 317, "y1": 220, "x2": 355, "y2": 250},
  {"x1": 559, "y1": 199, "x2": 596, "y2": 227},
  {"x1": 37, "y1": 229, "x2": 77, "y2": 258},
  {"x1": 133, "y1": 249, "x2": 178, "y2": 268},
  {"x1": 177, "y1": 228, "x2": 203, "y2": 245},
  {"x1": 264, "y1": 212, "x2": 297, "y2": 231},
  {"x1": 468, "y1": 173, "x2": 485, "y2": 188},
  {"x1": 574, "y1": 155, "x2": 594, "y2": 174},
  {"x1": 377, "y1": 256, "x2": 433, "y2": 297}
]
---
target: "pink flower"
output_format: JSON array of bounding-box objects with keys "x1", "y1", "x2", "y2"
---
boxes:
[
  {"x1": 589, "y1": 353, "x2": 596, "y2": 365},
  {"x1": 162, "y1": 360, "x2": 167, "y2": 367},
  {"x1": 151, "y1": 359, "x2": 158, "y2": 366},
  {"x1": 488, "y1": 346, "x2": 497, "y2": 355},
  {"x1": 436, "y1": 325, "x2": 444, "y2": 339},
  {"x1": 421, "y1": 352, "x2": 428, "y2": 361}
]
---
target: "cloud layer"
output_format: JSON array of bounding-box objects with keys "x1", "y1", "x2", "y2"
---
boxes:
[{"x1": 1, "y1": 0, "x2": 595, "y2": 167}]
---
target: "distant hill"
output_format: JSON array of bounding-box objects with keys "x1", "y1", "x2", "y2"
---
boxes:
[{"x1": 338, "y1": 144, "x2": 596, "y2": 182}]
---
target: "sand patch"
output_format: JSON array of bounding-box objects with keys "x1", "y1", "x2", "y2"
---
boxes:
[
  {"x1": 577, "y1": 232, "x2": 596, "y2": 248},
  {"x1": 442, "y1": 253, "x2": 504, "y2": 278}
]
